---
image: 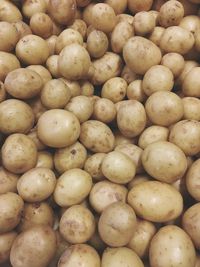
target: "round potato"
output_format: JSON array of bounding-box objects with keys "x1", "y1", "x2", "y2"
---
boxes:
[
  {"x1": 36, "y1": 151, "x2": 54, "y2": 169},
  {"x1": 93, "y1": 98, "x2": 116, "y2": 123},
  {"x1": 0, "y1": 21, "x2": 19, "y2": 52},
  {"x1": 182, "y1": 97, "x2": 200, "y2": 121},
  {"x1": 105, "y1": 0, "x2": 127, "y2": 14},
  {"x1": 69, "y1": 19, "x2": 87, "y2": 39},
  {"x1": 30, "y1": 12, "x2": 53, "y2": 39},
  {"x1": 182, "y1": 67, "x2": 200, "y2": 97},
  {"x1": 134, "y1": 11, "x2": 155, "y2": 36},
  {"x1": 0, "y1": 0, "x2": 22, "y2": 22},
  {"x1": 60, "y1": 79, "x2": 81, "y2": 97},
  {"x1": 80, "y1": 80, "x2": 94, "y2": 96},
  {"x1": 22, "y1": 0, "x2": 47, "y2": 18},
  {"x1": 13, "y1": 21, "x2": 32, "y2": 39},
  {"x1": 46, "y1": 55, "x2": 60, "y2": 78},
  {"x1": 127, "y1": 80, "x2": 147, "y2": 102},
  {"x1": 148, "y1": 26, "x2": 165, "y2": 46},
  {"x1": 179, "y1": 15, "x2": 200, "y2": 34},
  {"x1": 27, "y1": 65, "x2": 52, "y2": 86},
  {"x1": 176, "y1": 60, "x2": 199, "y2": 87},
  {"x1": 128, "y1": 0, "x2": 153, "y2": 14},
  {"x1": 84, "y1": 153, "x2": 106, "y2": 181},
  {"x1": 0, "y1": 51, "x2": 20, "y2": 82},
  {"x1": 0, "y1": 167, "x2": 18, "y2": 194},
  {"x1": 0, "y1": 231, "x2": 17, "y2": 264},
  {"x1": 186, "y1": 159, "x2": 200, "y2": 201},
  {"x1": 87, "y1": 30, "x2": 109, "y2": 58},
  {"x1": 161, "y1": 53, "x2": 185, "y2": 78}
]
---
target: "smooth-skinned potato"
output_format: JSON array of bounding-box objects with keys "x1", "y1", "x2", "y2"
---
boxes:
[
  {"x1": 0, "y1": 167, "x2": 19, "y2": 194},
  {"x1": 182, "y1": 67, "x2": 200, "y2": 97},
  {"x1": 30, "y1": 12, "x2": 53, "y2": 39},
  {"x1": 182, "y1": 97, "x2": 200, "y2": 121},
  {"x1": 0, "y1": 21, "x2": 19, "y2": 52},
  {"x1": 0, "y1": 51, "x2": 20, "y2": 82},
  {"x1": 87, "y1": 30, "x2": 109, "y2": 58},
  {"x1": 0, "y1": 231, "x2": 17, "y2": 264},
  {"x1": 46, "y1": 55, "x2": 60, "y2": 78},
  {"x1": 134, "y1": 11, "x2": 155, "y2": 36},
  {"x1": 0, "y1": 0, "x2": 22, "y2": 22},
  {"x1": 27, "y1": 65, "x2": 52, "y2": 86},
  {"x1": 22, "y1": 0, "x2": 47, "y2": 18},
  {"x1": 186, "y1": 159, "x2": 200, "y2": 201},
  {"x1": 36, "y1": 151, "x2": 54, "y2": 169},
  {"x1": 161, "y1": 52, "x2": 185, "y2": 78},
  {"x1": 128, "y1": 0, "x2": 153, "y2": 14},
  {"x1": 105, "y1": 0, "x2": 127, "y2": 14},
  {"x1": 84, "y1": 153, "x2": 106, "y2": 181},
  {"x1": 127, "y1": 80, "x2": 147, "y2": 102}
]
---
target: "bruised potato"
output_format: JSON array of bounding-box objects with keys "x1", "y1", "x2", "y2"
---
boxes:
[{"x1": 182, "y1": 97, "x2": 200, "y2": 121}]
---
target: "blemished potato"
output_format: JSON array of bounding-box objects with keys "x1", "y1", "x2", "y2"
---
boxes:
[
  {"x1": 27, "y1": 128, "x2": 46, "y2": 151},
  {"x1": 186, "y1": 159, "x2": 200, "y2": 201},
  {"x1": 128, "y1": 219, "x2": 156, "y2": 258},
  {"x1": 160, "y1": 26, "x2": 195, "y2": 54},
  {"x1": 0, "y1": 51, "x2": 20, "y2": 82},
  {"x1": 182, "y1": 67, "x2": 200, "y2": 97},
  {"x1": 58, "y1": 43, "x2": 91, "y2": 80},
  {"x1": 46, "y1": 35, "x2": 57, "y2": 56},
  {"x1": 80, "y1": 120, "x2": 115, "y2": 153},
  {"x1": 0, "y1": 231, "x2": 17, "y2": 264},
  {"x1": 134, "y1": 11, "x2": 155, "y2": 36},
  {"x1": 123, "y1": 36, "x2": 162, "y2": 75},
  {"x1": 2, "y1": 133, "x2": 38, "y2": 174},
  {"x1": 0, "y1": 81, "x2": 6, "y2": 103},
  {"x1": 182, "y1": 97, "x2": 200, "y2": 121},
  {"x1": 148, "y1": 26, "x2": 165, "y2": 46},
  {"x1": 69, "y1": 19, "x2": 87, "y2": 39},
  {"x1": 89, "y1": 181, "x2": 128, "y2": 213},
  {"x1": 59, "y1": 205, "x2": 95, "y2": 243},
  {"x1": 93, "y1": 98, "x2": 116, "y2": 123},
  {"x1": 102, "y1": 247, "x2": 144, "y2": 267},
  {"x1": 65, "y1": 95, "x2": 93, "y2": 123},
  {"x1": 30, "y1": 12, "x2": 53, "y2": 39},
  {"x1": 10, "y1": 226, "x2": 56, "y2": 267},
  {"x1": 37, "y1": 109, "x2": 80, "y2": 148},
  {"x1": 54, "y1": 168, "x2": 92, "y2": 207},
  {"x1": 158, "y1": 0, "x2": 184, "y2": 27},
  {"x1": 128, "y1": 181, "x2": 183, "y2": 222},
  {"x1": 58, "y1": 244, "x2": 100, "y2": 267},
  {"x1": 87, "y1": 30, "x2": 109, "y2": 58},
  {"x1": 142, "y1": 141, "x2": 187, "y2": 183},
  {"x1": 18, "y1": 202, "x2": 54, "y2": 232},
  {"x1": 179, "y1": 15, "x2": 200, "y2": 34},
  {"x1": 36, "y1": 151, "x2": 54, "y2": 169},
  {"x1": 60, "y1": 79, "x2": 81, "y2": 97},
  {"x1": 0, "y1": 22, "x2": 19, "y2": 52},
  {"x1": 46, "y1": 55, "x2": 60, "y2": 78},
  {"x1": 47, "y1": 0, "x2": 77, "y2": 25},
  {"x1": 142, "y1": 65, "x2": 174, "y2": 96},
  {"x1": 128, "y1": 0, "x2": 153, "y2": 14},
  {"x1": 111, "y1": 21, "x2": 134, "y2": 53},
  {"x1": 84, "y1": 153, "x2": 106, "y2": 181},
  {"x1": 145, "y1": 91, "x2": 184, "y2": 126},
  {"x1": 117, "y1": 13, "x2": 134, "y2": 25},
  {"x1": 82, "y1": 3, "x2": 95, "y2": 26},
  {"x1": 98, "y1": 202, "x2": 137, "y2": 247},
  {"x1": 90, "y1": 52, "x2": 123, "y2": 85},
  {"x1": 128, "y1": 174, "x2": 151, "y2": 190},
  {"x1": 0, "y1": 0, "x2": 22, "y2": 22},
  {"x1": 161, "y1": 53, "x2": 185, "y2": 78},
  {"x1": 0, "y1": 99, "x2": 34, "y2": 134},
  {"x1": 0, "y1": 167, "x2": 19, "y2": 194},
  {"x1": 127, "y1": 80, "x2": 147, "y2": 102},
  {"x1": 5, "y1": 68, "x2": 43, "y2": 99},
  {"x1": 22, "y1": 0, "x2": 47, "y2": 18},
  {"x1": 16, "y1": 34, "x2": 49, "y2": 65},
  {"x1": 17, "y1": 167, "x2": 56, "y2": 202},
  {"x1": 13, "y1": 21, "x2": 32, "y2": 39},
  {"x1": 105, "y1": 0, "x2": 127, "y2": 14},
  {"x1": 117, "y1": 100, "x2": 147, "y2": 138},
  {"x1": 0, "y1": 192, "x2": 24, "y2": 234},
  {"x1": 80, "y1": 80, "x2": 94, "y2": 96},
  {"x1": 149, "y1": 225, "x2": 196, "y2": 267}
]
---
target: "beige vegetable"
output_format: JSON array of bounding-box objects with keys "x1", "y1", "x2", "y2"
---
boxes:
[
  {"x1": 46, "y1": 35, "x2": 57, "y2": 56},
  {"x1": 0, "y1": 0, "x2": 22, "y2": 22},
  {"x1": 176, "y1": 60, "x2": 199, "y2": 87},
  {"x1": 0, "y1": 51, "x2": 20, "y2": 82},
  {"x1": 22, "y1": 0, "x2": 47, "y2": 18},
  {"x1": 128, "y1": 174, "x2": 151, "y2": 190},
  {"x1": 134, "y1": 11, "x2": 155, "y2": 36},
  {"x1": 148, "y1": 26, "x2": 165, "y2": 46},
  {"x1": 27, "y1": 65, "x2": 52, "y2": 86},
  {"x1": 61, "y1": 79, "x2": 81, "y2": 97},
  {"x1": 161, "y1": 53, "x2": 185, "y2": 78},
  {"x1": 87, "y1": 30, "x2": 109, "y2": 58},
  {"x1": 84, "y1": 153, "x2": 106, "y2": 181},
  {"x1": 69, "y1": 19, "x2": 87, "y2": 39},
  {"x1": 0, "y1": 231, "x2": 17, "y2": 264},
  {"x1": 179, "y1": 15, "x2": 200, "y2": 34},
  {"x1": 0, "y1": 167, "x2": 18, "y2": 194},
  {"x1": 182, "y1": 67, "x2": 200, "y2": 97},
  {"x1": 0, "y1": 22, "x2": 19, "y2": 52},
  {"x1": 127, "y1": 80, "x2": 147, "y2": 102},
  {"x1": 13, "y1": 21, "x2": 32, "y2": 39},
  {"x1": 93, "y1": 98, "x2": 116, "y2": 123},
  {"x1": 105, "y1": 0, "x2": 127, "y2": 14},
  {"x1": 182, "y1": 97, "x2": 200, "y2": 121},
  {"x1": 30, "y1": 12, "x2": 53, "y2": 39},
  {"x1": 36, "y1": 151, "x2": 54, "y2": 169},
  {"x1": 80, "y1": 80, "x2": 94, "y2": 96},
  {"x1": 28, "y1": 97, "x2": 47, "y2": 122},
  {"x1": 46, "y1": 55, "x2": 60, "y2": 78},
  {"x1": 128, "y1": 0, "x2": 153, "y2": 14},
  {"x1": 186, "y1": 159, "x2": 200, "y2": 201}
]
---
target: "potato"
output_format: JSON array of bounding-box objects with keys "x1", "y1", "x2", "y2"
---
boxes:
[
  {"x1": 0, "y1": 22, "x2": 19, "y2": 52},
  {"x1": 46, "y1": 35, "x2": 57, "y2": 56},
  {"x1": 182, "y1": 67, "x2": 200, "y2": 97},
  {"x1": 148, "y1": 26, "x2": 165, "y2": 46},
  {"x1": 27, "y1": 65, "x2": 52, "y2": 86},
  {"x1": 60, "y1": 79, "x2": 81, "y2": 97},
  {"x1": 16, "y1": 34, "x2": 49, "y2": 65},
  {"x1": 0, "y1": 0, "x2": 22, "y2": 22},
  {"x1": 13, "y1": 21, "x2": 32, "y2": 39},
  {"x1": 10, "y1": 226, "x2": 56, "y2": 267},
  {"x1": 88, "y1": 226, "x2": 106, "y2": 253},
  {"x1": 54, "y1": 168, "x2": 92, "y2": 207},
  {"x1": 80, "y1": 80, "x2": 94, "y2": 96},
  {"x1": 102, "y1": 247, "x2": 144, "y2": 267},
  {"x1": 142, "y1": 65, "x2": 174, "y2": 96},
  {"x1": 186, "y1": 159, "x2": 200, "y2": 201},
  {"x1": 111, "y1": 21, "x2": 134, "y2": 53},
  {"x1": 0, "y1": 99, "x2": 34, "y2": 134},
  {"x1": 0, "y1": 192, "x2": 24, "y2": 233},
  {"x1": 47, "y1": 0, "x2": 77, "y2": 25},
  {"x1": 123, "y1": 36, "x2": 162, "y2": 75},
  {"x1": 105, "y1": 0, "x2": 127, "y2": 14},
  {"x1": 117, "y1": 100, "x2": 146, "y2": 138},
  {"x1": 18, "y1": 202, "x2": 54, "y2": 232},
  {"x1": 149, "y1": 225, "x2": 196, "y2": 267},
  {"x1": 46, "y1": 55, "x2": 60, "y2": 78},
  {"x1": 58, "y1": 43, "x2": 91, "y2": 80},
  {"x1": 128, "y1": 174, "x2": 151, "y2": 190},
  {"x1": 37, "y1": 109, "x2": 80, "y2": 148},
  {"x1": 128, "y1": 181, "x2": 183, "y2": 222},
  {"x1": 179, "y1": 15, "x2": 200, "y2": 34},
  {"x1": 145, "y1": 91, "x2": 184, "y2": 126},
  {"x1": 161, "y1": 53, "x2": 185, "y2": 78},
  {"x1": 58, "y1": 244, "x2": 100, "y2": 267},
  {"x1": 0, "y1": 51, "x2": 20, "y2": 82},
  {"x1": 0, "y1": 167, "x2": 18, "y2": 194},
  {"x1": 134, "y1": 11, "x2": 155, "y2": 36},
  {"x1": 17, "y1": 167, "x2": 56, "y2": 202},
  {"x1": 22, "y1": 0, "x2": 47, "y2": 18},
  {"x1": 36, "y1": 151, "x2": 54, "y2": 169},
  {"x1": 59, "y1": 205, "x2": 95, "y2": 243},
  {"x1": 5, "y1": 68, "x2": 43, "y2": 99},
  {"x1": 87, "y1": 30, "x2": 108, "y2": 59},
  {"x1": 98, "y1": 202, "x2": 137, "y2": 247},
  {"x1": 91, "y1": 52, "x2": 123, "y2": 85},
  {"x1": 128, "y1": 219, "x2": 156, "y2": 258},
  {"x1": 2, "y1": 134, "x2": 37, "y2": 174},
  {"x1": 84, "y1": 153, "x2": 106, "y2": 181},
  {"x1": 82, "y1": 3, "x2": 95, "y2": 26},
  {"x1": 127, "y1": 80, "x2": 147, "y2": 102},
  {"x1": 117, "y1": 13, "x2": 134, "y2": 24},
  {"x1": 89, "y1": 181, "x2": 128, "y2": 213},
  {"x1": 27, "y1": 128, "x2": 46, "y2": 151},
  {"x1": 0, "y1": 231, "x2": 17, "y2": 264},
  {"x1": 69, "y1": 19, "x2": 87, "y2": 39},
  {"x1": 128, "y1": 0, "x2": 153, "y2": 14},
  {"x1": 93, "y1": 98, "x2": 116, "y2": 123},
  {"x1": 182, "y1": 97, "x2": 200, "y2": 121},
  {"x1": 80, "y1": 120, "x2": 115, "y2": 153},
  {"x1": 0, "y1": 82, "x2": 6, "y2": 103},
  {"x1": 160, "y1": 26, "x2": 195, "y2": 54},
  {"x1": 28, "y1": 97, "x2": 47, "y2": 122},
  {"x1": 30, "y1": 12, "x2": 53, "y2": 39}
]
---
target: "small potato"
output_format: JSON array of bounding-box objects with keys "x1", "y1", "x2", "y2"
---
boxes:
[
  {"x1": 17, "y1": 167, "x2": 56, "y2": 202},
  {"x1": 102, "y1": 247, "x2": 144, "y2": 267},
  {"x1": 89, "y1": 181, "x2": 128, "y2": 213},
  {"x1": 101, "y1": 151, "x2": 136, "y2": 184},
  {"x1": 30, "y1": 12, "x2": 53, "y2": 39},
  {"x1": 98, "y1": 202, "x2": 137, "y2": 247},
  {"x1": 0, "y1": 22, "x2": 19, "y2": 52},
  {"x1": 0, "y1": 99, "x2": 34, "y2": 134},
  {"x1": 13, "y1": 21, "x2": 32, "y2": 39},
  {"x1": 186, "y1": 159, "x2": 200, "y2": 201},
  {"x1": 117, "y1": 100, "x2": 146, "y2": 138},
  {"x1": 123, "y1": 36, "x2": 162, "y2": 75},
  {"x1": 46, "y1": 35, "x2": 57, "y2": 56},
  {"x1": 69, "y1": 19, "x2": 87, "y2": 40},
  {"x1": 105, "y1": 0, "x2": 127, "y2": 14},
  {"x1": 93, "y1": 98, "x2": 116, "y2": 123},
  {"x1": 84, "y1": 153, "x2": 106, "y2": 181},
  {"x1": 0, "y1": 82, "x2": 6, "y2": 103},
  {"x1": 5, "y1": 68, "x2": 43, "y2": 99},
  {"x1": 149, "y1": 225, "x2": 196, "y2": 267},
  {"x1": 80, "y1": 120, "x2": 115, "y2": 153},
  {"x1": 37, "y1": 109, "x2": 80, "y2": 148},
  {"x1": 179, "y1": 15, "x2": 200, "y2": 34},
  {"x1": 0, "y1": 231, "x2": 17, "y2": 264},
  {"x1": 128, "y1": 0, "x2": 153, "y2": 14},
  {"x1": 142, "y1": 65, "x2": 174, "y2": 96},
  {"x1": 111, "y1": 21, "x2": 134, "y2": 53},
  {"x1": 0, "y1": 0, "x2": 22, "y2": 22},
  {"x1": 59, "y1": 205, "x2": 95, "y2": 243},
  {"x1": 46, "y1": 55, "x2": 60, "y2": 78},
  {"x1": 160, "y1": 26, "x2": 195, "y2": 54},
  {"x1": 148, "y1": 26, "x2": 165, "y2": 46},
  {"x1": 87, "y1": 30, "x2": 109, "y2": 59},
  {"x1": 28, "y1": 97, "x2": 47, "y2": 122},
  {"x1": 16, "y1": 34, "x2": 49, "y2": 65},
  {"x1": 58, "y1": 244, "x2": 100, "y2": 267},
  {"x1": 161, "y1": 53, "x2": 185, "y2": 78},
  {"x1": 27, "y1": 65, "x2": 52, "y2": 86},
  {"x1": 134, "y1": 11, "x2": 155, "y2": 36},
  {"x1": 128, "y1": 174, "x2": 151, "y2": 190},
  {"x1": 145, "y1": 91, "x2": 184, "y2": 126},
  {"x1": 182, "y1": 97, "x2": 200, "y2": 121},
  {"x1": 0, "y1": 51, "x2": 20, "y2": 82},
  {"x1": 2, "y1": 133, "x2": 38, "y2": 174},
  {"x1": 127, "y1": 80, "x2": 147, "y2": 102},
  {"x1": 128, "y1": 181, "x2": 183, "y2": 222},
  {"x1": 0, "y1": 167, "x2": 18, "y2": 194},
  {"x1": 0, "y1": 192, "x2": 24, "y2": 234},
  {"x1": 182, "y1": 67, "x2": 200, "y2": 97},
  {"x1": 60, "y1": 79, "x2": 81, "y2": 97},
  {"x1": 22, "y1": 0, "x2": 47, "y2": 18},
  {"x1": 128, "y1": 219, "x2": 156, "y2": 259},
  {"x1": 10, "y1": 226, "x2": 56, "y2": 267},
  {"x1": 176, "y1": 59, "x2": 199, "y2": 87},
  {"x1": 80, "y1": 80, "x2": 94, "y2": 96},
  {"x1": 58, "y1": 43, "x2": 91, "y2": 80},
  {"x1": 54, "y1": 168, "x2": 92, "y2": 207},
  {"x1": 82, "y1": 3, "x2": 95, "y2": 26},
  {"x1": 27, "y1": 128, "x2": 46, "y2": 151},
  {"x1": 117, "y1": 13, "x2": 134, "y2": 25},
  {"x1": 36, "y1": 151, "x2": 54, "y2": 169}
]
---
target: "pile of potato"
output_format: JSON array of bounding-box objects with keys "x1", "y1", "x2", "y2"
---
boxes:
[{"x1": 0, "y1": 0, "x2": 200, "y2": 266}]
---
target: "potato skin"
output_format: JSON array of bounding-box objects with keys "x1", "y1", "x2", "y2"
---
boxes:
[
  {"x1": 0, "y1": 167, "x2": 19, "y2": 194},
  {"x1": 0, "y1": 231, "x2": 17, "y2": 264},
  {"x1": 186, "y1": 159, "x2": 200, "y2": 201},
  {"x1": 0, "y1": 51, "x2": 20, "y2": 82}
]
